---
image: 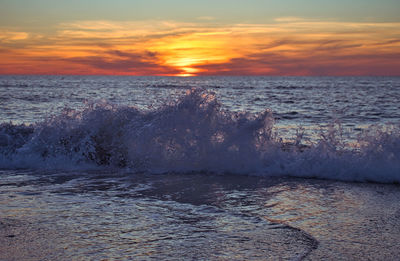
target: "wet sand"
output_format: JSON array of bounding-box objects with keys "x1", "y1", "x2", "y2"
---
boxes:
[{"x1": 1, "y1": 171, "x2": 400, "y2": 260}]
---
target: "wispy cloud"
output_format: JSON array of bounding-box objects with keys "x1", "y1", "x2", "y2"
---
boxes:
[
  {"x1": 0, "y1": 19, "x2": 399, "y2": 75},
  {"x1": 0, "y1": 30, "x2": 29, "y2": 42}
]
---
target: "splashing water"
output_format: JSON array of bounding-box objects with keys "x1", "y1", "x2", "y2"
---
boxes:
[{"x1": 0, "y1": 89, "x2": 399, "y2": 183}]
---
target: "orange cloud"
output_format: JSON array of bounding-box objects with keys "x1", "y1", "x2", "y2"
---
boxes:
[
  {"x1": 0, "y1": 30, "x2": 29, "y2": 42},
  {"x1": 0, "y1": 19, "x2": 399, "y2": 76}
]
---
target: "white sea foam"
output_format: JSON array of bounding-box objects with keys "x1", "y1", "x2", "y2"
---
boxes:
[{"x1": 0, "y1": 89, "x2": 399, "y2": 183}]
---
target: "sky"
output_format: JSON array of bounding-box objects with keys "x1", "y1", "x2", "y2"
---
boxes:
[{"x1": 0, "y1": 0, "x2": 399, "y2": 76}]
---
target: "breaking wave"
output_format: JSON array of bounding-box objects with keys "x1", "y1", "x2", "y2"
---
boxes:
[{"x1": 1, "y1": 89, "x2": 399, "y2": 183}]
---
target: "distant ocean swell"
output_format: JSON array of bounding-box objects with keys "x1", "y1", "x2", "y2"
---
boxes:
[{"x1": 0, "y1": 89, "x2": 399, "y2": 183}]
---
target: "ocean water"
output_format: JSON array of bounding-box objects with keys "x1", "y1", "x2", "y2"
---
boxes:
[{"x1": 1, "y1": 75, "x2": 400, "y2": 260}]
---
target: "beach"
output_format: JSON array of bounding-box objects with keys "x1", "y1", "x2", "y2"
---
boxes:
[{"x1": 1, "y1": 171, "x2": 400, "y2": 260}]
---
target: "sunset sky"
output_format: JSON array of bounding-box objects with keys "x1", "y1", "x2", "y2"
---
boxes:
[{"x1": 1, "y1": 0, "x2": 399, "y2": 76}]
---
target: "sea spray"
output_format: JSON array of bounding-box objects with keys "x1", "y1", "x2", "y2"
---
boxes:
[{"x1": 0, "y1": 89, "x2": 399, "y2": 183}]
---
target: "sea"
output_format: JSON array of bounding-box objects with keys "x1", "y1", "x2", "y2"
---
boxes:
[{"x1": 1, "y1": 75, "x2": 399, "y2": 260}]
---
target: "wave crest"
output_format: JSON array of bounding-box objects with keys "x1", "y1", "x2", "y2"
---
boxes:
[{"x1": 1, "y1": 89, "x2": 399, "y2": 183}]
